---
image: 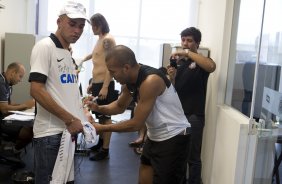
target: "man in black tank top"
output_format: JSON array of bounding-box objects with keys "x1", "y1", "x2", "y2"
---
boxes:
[
  {"x1": 85, "y1": 45, "x2": 191, "y2": 184},
  {"x1": 167, "y1": 27, "x2": 216, "y2": 184}
]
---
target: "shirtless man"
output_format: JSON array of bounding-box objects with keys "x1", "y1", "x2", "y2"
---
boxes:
[{"x1": 82, "y1": 13, "x2": 117, "y2": 161}]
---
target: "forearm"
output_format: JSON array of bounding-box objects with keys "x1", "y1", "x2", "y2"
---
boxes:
[
  {"x1": 168, "y1": 75, "x2": 175, "y2": 85},
  {"x1": 96, "y1": 101, "x2": 126, "y2": 116},
  {"x1": 188, "y1": 51, "x2": 216, "y2": 73},
  {"x1": 9, "y1": 104, "x2": 29, "y2": 111},
  {"x1": 0, "y1": 104, "x2": 29, "y2": 114},
  {"x1": 102, "y1": 70, "x2": 113, "y2": 89},
  {"x1": 31, "y1": 87, "x2": 76, "y2": 125},
  {"x1": 101, "y1": 119, "x2": 142, "y2": 132},
  {"x1": 83, "y1": 54, "x2": 92, "y2": 62}
]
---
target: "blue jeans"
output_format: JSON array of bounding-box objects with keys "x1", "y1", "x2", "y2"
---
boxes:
[{"x1": 33, "y1": 133, "x2": 62, "y2": 184}]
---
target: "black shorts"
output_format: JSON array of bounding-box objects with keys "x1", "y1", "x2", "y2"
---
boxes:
[
  {"x1": 91, "y1": 81, "x2": 118, "y2": 120},
  {"x1": 140, "y1": 133, "x2": 190, "y2": 184},
  {"x1": 0, "y1": 122, "x2": 22, "y2": 141}
]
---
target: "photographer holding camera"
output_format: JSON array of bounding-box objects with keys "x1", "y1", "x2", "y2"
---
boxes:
[{"x1": 167, "y1": 27, "x2": 216, "y2": 184}]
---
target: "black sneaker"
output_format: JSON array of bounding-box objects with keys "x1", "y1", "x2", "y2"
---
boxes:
[
  {"x1": 89, "y1": 149, "x2": 109, "y2": 161},
  {"x1": 89, "y1": 138, "x2": 103, "y2": 152}
]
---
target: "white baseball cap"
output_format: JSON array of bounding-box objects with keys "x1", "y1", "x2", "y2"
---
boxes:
[{"x1": 59, "y1": 1, "x2": 89, "y2": 21}]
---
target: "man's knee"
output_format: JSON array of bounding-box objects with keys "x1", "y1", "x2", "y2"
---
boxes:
[
  {"x1": 19, "y1": 126, "x2": 33, "y2": 142},
  {"x1": 139, "y1": 164, "x2": 153, "y2": 184}
]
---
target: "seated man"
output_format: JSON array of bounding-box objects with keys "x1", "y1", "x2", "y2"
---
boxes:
[{"x1": 0, "y1": 62, "x2": 34, "y2": 154}]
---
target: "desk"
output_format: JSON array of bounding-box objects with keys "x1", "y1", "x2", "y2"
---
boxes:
[
  {"x1": 0, "y1": 109, "x2": 34, "y2": 168},
  {"x1": 2, "y1": 109, "x2": 35, "y2": 126}
]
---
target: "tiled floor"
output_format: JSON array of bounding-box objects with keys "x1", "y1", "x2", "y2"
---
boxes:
[
  {"x1": 0, "y1": 131, "x2": 141, "y2": 184},
  {"x1": 0, "y1": 110, "x2": 141, "y2": 184}
]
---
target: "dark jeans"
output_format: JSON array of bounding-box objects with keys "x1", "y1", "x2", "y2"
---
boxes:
[
  {"x1": 187, "y1": 115, "x2": 205, "y2": 184},
  {"x1": 33, "y1": 133, "x2": 62, "y2": 184}
]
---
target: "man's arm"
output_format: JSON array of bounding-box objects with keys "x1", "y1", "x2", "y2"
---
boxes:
[
  {"x1": 0, "y1": 99, "x2": 35, "y2": 115},
  {"x1": 188, "y1": 51, "x2": 216, "y2": 72},
  {"x1": 94, "y1": 75, "x2": 166, "y2": 133},
  {"x1": 30, "y1": 81, "x2": 83, "y2": 134},
  {"x1": 167, "y1": 66, "x2": 177, "y2": 85},
  {"x1": 172, "y1": 50, "x2": 216, "y2": 73},
  {"x1": 99, "y1": 69, "x2": 113, "y2": 99},
  {"x1": 88, "y1": 85, "x2": 132, "y2": 115},
  {"x1": 99, "y1": 38, "x2": 116, "y2": 99},
  {"x1": 82, "y1": 54, "x2": 92, "y2": 63}
]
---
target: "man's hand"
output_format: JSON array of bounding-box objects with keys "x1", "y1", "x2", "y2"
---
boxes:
[
  {"x1": 66, "y1": 118, "x2": 83, "y2": 135},
  {"x1": 92, "y1": 122, "x2": 104, "y2": 134},
  {"x1": 87, "y1": 83, "x2": 93, "y2": 94},
  {"x1": 171, "y1": 50, "x2": 188, "y2": 58},
  {"x1": 167, "y1": 66, "x2": 177, "y2": 83},
  {"x1": 83, "y1": 96, "x2": 99, "y2": 112},
  {"x1": 23, "y1": 99, "x2": 35, "y2": 109},
  {"x1": 83, "y1": 107, "x2": 95, "y2": 123},
  {"x1": 99, "y1": 87, "x2": 108, "y2": 100}
]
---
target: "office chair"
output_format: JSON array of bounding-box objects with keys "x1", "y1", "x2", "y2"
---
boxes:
[
  {"x1": 0, "y1": 121, "x2": 25, "y2": 169},
  {"x1": 272, "y1": 135, "x2": 282, "y2": 184}
]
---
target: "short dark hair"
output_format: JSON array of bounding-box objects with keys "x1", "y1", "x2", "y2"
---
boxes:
[
  {"x1": 90, "y1": 13, "x2": 110, "y2": 34},
  {"x1": 7, "y1": 62, "x2": 21, "y2": 72},
  {"x1": 105, "y1": 45, "x2": 137, "y2": 67},
  {"x1": 180, "y1": 27, "x2": 201, "y2": 44}
]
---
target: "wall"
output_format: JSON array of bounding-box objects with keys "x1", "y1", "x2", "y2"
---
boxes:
[
  {"x1": 4, "y1": 33, "x2": 36, "y2": 103},
  {"x1": 0, "y1": 0, "x2": 36, "y2": 72},
  {"x1": 212, "y1": 105, "x2": 250, "y2": 184},
  {"x1": 195, "y1": 0, "x2": 253, "y2": 183}
]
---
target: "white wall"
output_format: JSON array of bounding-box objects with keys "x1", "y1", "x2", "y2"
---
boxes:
[
  {"x1": 195, "y1": 0, "x2": 253, "y2": 183},
  {"x1": 212, "y1": 106, "x2": 251, "y2": 184},
  {"x1": 0, "y1": 0, "x2": 36, "y2": 72}
]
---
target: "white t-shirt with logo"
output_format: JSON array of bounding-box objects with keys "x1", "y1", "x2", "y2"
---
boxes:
[{"x1": 30, "y1": 35, "x2": 86, "y2": 138}]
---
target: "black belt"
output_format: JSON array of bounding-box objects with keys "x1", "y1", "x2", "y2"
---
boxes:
[{"x1": 178, "y1": 127, "x2": 191, "y2": 135}]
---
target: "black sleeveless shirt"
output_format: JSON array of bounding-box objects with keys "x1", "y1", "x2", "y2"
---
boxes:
[{"x1": 126, "y1": 65, "x2": 170, "y2": 102}]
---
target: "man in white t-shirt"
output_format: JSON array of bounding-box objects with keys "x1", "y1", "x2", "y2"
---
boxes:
[{"x1": 29, "y1": 1, "x2": 89, "y2": 183}]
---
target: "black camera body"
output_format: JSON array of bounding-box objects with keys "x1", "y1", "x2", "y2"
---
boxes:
[{"x1": 169, "y1": 57, "x2": 178, "y2": 69}]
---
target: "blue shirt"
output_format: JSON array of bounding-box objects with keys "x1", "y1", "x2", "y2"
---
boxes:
[{"x1": 0, "y1": 73, "x2": 12, "y2": 118}]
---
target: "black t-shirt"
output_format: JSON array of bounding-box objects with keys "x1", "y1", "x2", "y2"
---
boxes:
[{"x1": 175, "y1": 58, "x2": 209, "y2": 116}]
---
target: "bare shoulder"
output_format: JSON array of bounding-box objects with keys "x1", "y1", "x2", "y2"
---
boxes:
[
  {"x1": 140, "y1": 75, "x2": 166, "y2": 97},
  {"x1": 103, "y1": 34, "x2": 116, "y2": 50}
]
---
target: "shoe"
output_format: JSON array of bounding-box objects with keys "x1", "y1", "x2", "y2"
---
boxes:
[
  {"x1": 89, "y1": 138, "x2": 103, "y2": 152},
  {"x1": 89, "y1": 149, "x2": 109, "y2": 161}
]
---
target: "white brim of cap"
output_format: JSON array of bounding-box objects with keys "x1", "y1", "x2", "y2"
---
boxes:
[{"x1": 66, "y1": 13, "x2": 90, "y2": 22}]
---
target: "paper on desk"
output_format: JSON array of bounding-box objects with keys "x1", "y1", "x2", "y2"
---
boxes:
[
  {"x1": 3, "y1": 114, "x2": 34, "y2": 121},
  {"x1": 9, "y1": 110, "x2": 35, "y2": 116}
]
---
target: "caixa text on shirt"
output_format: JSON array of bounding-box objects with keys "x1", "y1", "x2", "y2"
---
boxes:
[{"x1": 60, "y1": 73, "x2": 78, "y2": 84}]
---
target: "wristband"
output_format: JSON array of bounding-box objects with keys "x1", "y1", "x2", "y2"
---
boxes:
[{"x1": 66, "y1": 117, "x2": 75, "y2": 126}]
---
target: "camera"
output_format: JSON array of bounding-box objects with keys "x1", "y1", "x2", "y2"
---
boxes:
[{"x1": 169, "y1": 57, "x2": 178, "y2": 69}]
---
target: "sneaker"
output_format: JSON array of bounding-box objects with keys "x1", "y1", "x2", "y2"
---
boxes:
[
  {"x1": 89, "y1": 138, "x2": 103, "y2": 152},
  {"x1": 89, "y1": 149, "x2": 109, "y2": 161}
]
